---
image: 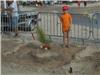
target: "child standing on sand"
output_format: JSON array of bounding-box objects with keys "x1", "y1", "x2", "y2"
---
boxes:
[{"x1": 60, "y1": 5, "x2": 72, "y2": 47}]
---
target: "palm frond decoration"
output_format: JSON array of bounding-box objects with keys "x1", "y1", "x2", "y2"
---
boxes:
[{"x1": 36, "y1": 26, "x2": 50, "y2": 44}]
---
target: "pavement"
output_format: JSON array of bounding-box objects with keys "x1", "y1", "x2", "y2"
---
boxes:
[
  {"x1": 19, "y1": 2, "x2": 100, "y2": 13},
  {"x1": 1, "y1": 34, "x2": 100, "y2": 75}
]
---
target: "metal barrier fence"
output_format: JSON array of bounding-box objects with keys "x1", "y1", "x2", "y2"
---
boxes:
[
  {"x1": 38, "y1": 12, "x2": 91, "y2": 39},
  {"x1": 1, "y1": 11, "x2": 100, "y2": 43},
  {"x1": 92, "y1": 13, "x2": 100, "y2": 40},
  {"x1": 1, "y1": 11, "x2": 39, "y2": 32}
]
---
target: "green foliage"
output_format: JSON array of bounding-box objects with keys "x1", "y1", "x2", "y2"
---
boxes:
[{"x1": 36, "y1": 26, "x2": 51, "y2": 44}]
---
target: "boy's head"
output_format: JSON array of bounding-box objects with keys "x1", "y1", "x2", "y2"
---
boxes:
[{"x1": 62, "y1": 5, "x2": 70, "y2": 12}]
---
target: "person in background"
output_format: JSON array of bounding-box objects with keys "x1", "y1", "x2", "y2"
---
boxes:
[
  {"x1": 60, "y1": 5, "x2": 72, "y2": 48},
  {"x1": 77, "y1": 0, "x2": 81, "y2": 7},
  {"x1": 8, "y1": 0, "x2": 19, "y2": 36},
  {"x1": 2, "y1": 0, "x2": 19, "y2": 36},
  {"x1": 83, "y1": 1, "x2": 87, "y2": 7}
]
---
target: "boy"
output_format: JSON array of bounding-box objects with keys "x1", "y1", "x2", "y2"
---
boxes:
[{"x1": 60, "y1": 5, "x2": 72, "y2": 47}]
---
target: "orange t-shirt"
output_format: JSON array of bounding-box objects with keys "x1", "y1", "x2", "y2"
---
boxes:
[{"x1": 60, "y1": 13, "x2": 72, "y2": 32}]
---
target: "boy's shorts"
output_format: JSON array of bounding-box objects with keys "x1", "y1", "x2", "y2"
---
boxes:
[{"x1": 62, "y1": 27, "x2": 70, "y2": 32}]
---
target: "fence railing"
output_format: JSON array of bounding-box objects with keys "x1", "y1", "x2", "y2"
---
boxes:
[
  {"x1": 1, "y1": 11, "x2": 100, "y2": 42},
  {"x1": 92, "y1": 13, "x2": 100, "y2": 40},
  {"x1": 38, "y1": 12, "x2": 91, "y2": 39},
  {"x1": 1, "y1": 11, "x2": 39, "y2": 32}
]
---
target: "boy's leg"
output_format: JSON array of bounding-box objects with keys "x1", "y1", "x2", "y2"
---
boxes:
[
  {"x1": 63, "y1": 32, "x2": 67, "y2": 46},
  {"x1": 66, "y1": 31, "x2": 69, "y2": 47},
  {"x1": 66, "y1": 29, "x2": 70, "y2": 47}
]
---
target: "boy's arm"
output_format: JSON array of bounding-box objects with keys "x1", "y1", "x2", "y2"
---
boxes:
[
  {"x1": 69, "y1": 15, "x2": 72, "y2": 25},
  {"x1": 60, "y1": 16, "x2": 63, "y2": 31}
]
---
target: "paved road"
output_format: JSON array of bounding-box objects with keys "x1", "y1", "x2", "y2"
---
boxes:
[{"x1": 20, "y1": 3, "x2": 100, "y2": 13}]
